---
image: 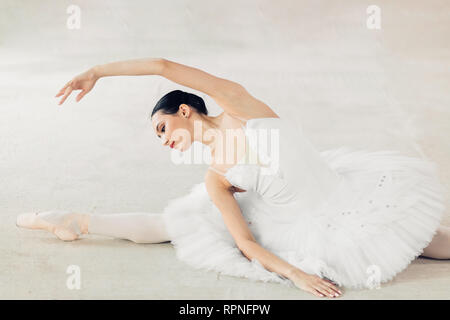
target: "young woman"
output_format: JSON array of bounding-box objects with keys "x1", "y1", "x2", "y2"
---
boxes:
[{"x1": 16, "y1": 58, "x2": 450, "y2": 298}]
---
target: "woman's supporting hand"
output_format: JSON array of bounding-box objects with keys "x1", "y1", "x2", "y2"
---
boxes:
[
  {"x1": 289, "y1": 269, "x2": 342, "y2": 298},
  {"x1": 55, "y1": 68, "x2": 99, "y2": 105}
]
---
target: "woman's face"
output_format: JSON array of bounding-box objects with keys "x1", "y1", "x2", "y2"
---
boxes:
[{"x1": 151, "y1": 104, "x2": 195, "y2": 152}]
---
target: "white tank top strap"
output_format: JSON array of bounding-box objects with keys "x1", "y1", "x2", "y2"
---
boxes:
[{"x1": 208, "y1": 114, "x2": 251, "y2": 177}]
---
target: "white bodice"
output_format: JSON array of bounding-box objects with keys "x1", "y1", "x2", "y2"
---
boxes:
[{"x1": 224, "y1": 117, "x2": 343, "y2": 212}]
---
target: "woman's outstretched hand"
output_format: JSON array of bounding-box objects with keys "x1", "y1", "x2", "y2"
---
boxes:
[
  {"x1": 55, "y1": 68, "x2": 99, "y2": 105},
  {"x1": 289, "y1": 269, "x2": 342, "y2": 298}
]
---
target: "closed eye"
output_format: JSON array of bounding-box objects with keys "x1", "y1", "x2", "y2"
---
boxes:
[{"x1": 157, "y1": 122, "x2": 165, "y2": 139}]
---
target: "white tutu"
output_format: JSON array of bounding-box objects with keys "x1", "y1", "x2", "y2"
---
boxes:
[{"x1": 162, "y1": 117, "x2": 446, "y2": 289}]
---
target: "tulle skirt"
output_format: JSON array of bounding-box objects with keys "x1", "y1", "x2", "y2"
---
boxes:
[{"x1": 162, "y1": 146, "x2": 446, "y2": 289}]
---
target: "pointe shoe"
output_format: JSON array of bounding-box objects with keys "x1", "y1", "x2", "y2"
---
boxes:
[{"x1": 16, "y1": 210, "x2": 84, "y2": 241}]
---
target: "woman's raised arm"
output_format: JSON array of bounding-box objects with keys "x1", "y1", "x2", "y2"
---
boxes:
[
  {"x1": 56, "y1": 57, "x2": 277, "y2": 119},
  {"x1": 56, "y1": 57, "x2": 239, "y2": 106},
  {"x1": 158, "y1": 58, "x2": 245, "y2": 103},
  {"x1": 55, "y1": 58, "x2": 166, "y2": 105},
  {"x1": 160, "y1": 59, "x2": 277, "y2": 118}
]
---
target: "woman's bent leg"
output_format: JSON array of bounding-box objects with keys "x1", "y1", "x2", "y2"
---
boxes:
[{"x1": 420, "y1": 225, "x2": 450, "y2": 259}]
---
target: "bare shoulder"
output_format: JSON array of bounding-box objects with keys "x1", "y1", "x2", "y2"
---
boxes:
[{"x1": 219, "y1": 110, "x2": 277, "y2": 130}]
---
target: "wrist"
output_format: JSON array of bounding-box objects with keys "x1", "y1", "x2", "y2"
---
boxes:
[
  {"x1": 90, "y1": 65, "x2": 102, "y2": 79},
  {"x1": 288, "y1": 268, "x2": 308, "y2": 280},
  {"x1": 286, "y1": 267, "x2": 305, "y2": 280}
]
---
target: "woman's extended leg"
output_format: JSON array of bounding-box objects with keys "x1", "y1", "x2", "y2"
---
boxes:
[
  {"x1": 88, "y1": 212, "x2": 170, "y2": 243},
  {"x1": 420, "y1": 225, "x2": 450, "y2": 259},
  {"x1": 16, "y1": 211, "x2": 171, "y2": 244}
]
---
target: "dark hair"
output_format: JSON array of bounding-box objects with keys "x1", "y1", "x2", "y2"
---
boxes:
[{"x1": 151, "y1": 90, "x2": 208, "y2": 118}]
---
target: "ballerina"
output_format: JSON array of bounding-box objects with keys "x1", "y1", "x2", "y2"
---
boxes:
[{"x1": 16, "y1": 57, "x2": 450, "y2": 298}]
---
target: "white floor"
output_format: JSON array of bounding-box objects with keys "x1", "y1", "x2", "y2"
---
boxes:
[{"x1": 1, "y1": 0, "x2": 449, "y2": 299}]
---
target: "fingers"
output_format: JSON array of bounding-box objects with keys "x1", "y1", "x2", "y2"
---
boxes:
[
  {"x1": 317, "y1": 283, "x2": 339, "y2": 298},
  {"x1": 312, "y1": 289, "x2": 325, "y2": 297},
  {"x1": 55, "y1": 81, "x2": 72, "y2": 98},
  {"x1": 58, "y1": 85, "x2": 73, "y2": 105},
  {"x1": 314, "y1": 284, "x2": 333, "y2": 298},
  {"x1": 308, "y1": 278, "x2": 342, "y2": 298},
  {"x1": 304, "y1": 286, "x2": 324, "y2": 298},
  {"x1": 75, "y1": 90, "x2": 87, "y2": 102},
  {"x1": 297, "y1": 275, "x2": 344, "y2": 298},
  {"x1": 322, "y1": 279, "x2": 342, "y2": 296}
]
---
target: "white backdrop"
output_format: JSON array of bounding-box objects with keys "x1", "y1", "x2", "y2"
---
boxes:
[{"x1": 1, "y1": 0, "x2": 449, "y2": 299}]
